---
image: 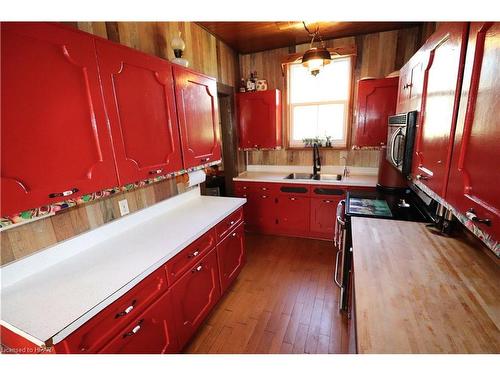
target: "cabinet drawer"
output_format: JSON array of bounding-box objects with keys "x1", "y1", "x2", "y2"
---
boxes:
[
  {"x1": 215, "y1": 208, "x2": 243, "y2": 242},
  {"x1": 279, "y1": 184, "x2": 310, "y2": 196},
  {"x1": 98, "y1": 289, "x2": 178, "y2": 354},
  {"x1": 165, "y1": 228, "x2": 216, "y2": 285},
  {"x1": 234, "y1": 181, "x2": 278, "y2": 194},
  {"x1": 57, "y1": 268, "x2": 168, "y2": 353}
]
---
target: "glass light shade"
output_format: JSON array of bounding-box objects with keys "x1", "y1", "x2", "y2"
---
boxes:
[
  {"x1": 171, "y1": 31, "x2": 186, "y2": 51},
  {"x1": 302, "y1": 47, "x2": 331, "y2": 76}
]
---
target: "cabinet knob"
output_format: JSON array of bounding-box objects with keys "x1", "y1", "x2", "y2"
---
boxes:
[
  {"x1": 201, "y1": 157, "x2": 210, "y2": 163},
  {"x1": 188, "y1": 250, "x2": 200, "y2": 258},
  {"x1": 149, "y1": 169, "x2": 163, "y2": 175},
  {"x1": 289, "y1": 197, "x2": 297, "y2": 201},
  {"x1": 115, "y1": 300, "x2": 137, "y2": 318},
  {"x1": 416, "y1": 174, "x2": 429, "y2": 181},
  {"x1": 261, "y1": 195, "x2": 268, "y2": 198},
  {"x1": 230, "y1": 220, "x2": 235, "y2": 225},
  {"x1": 192, "y1": 264, "x2": 203, "y2": 273},
  {"x1": 323, "y1": 200, "x2": 332, "y2": 203},
  {"x1": 123, "y1": 320, "x2": 144, "y2": 338},
  {"x1": 232, "y1": 232, "x2": 237, "y2": 237},
  {"x1": 48, "y1": 188, "x2": 79, "y2": 198},
  {"x1": 466, "y1": 208, "x2": 491, "y2": 226}
]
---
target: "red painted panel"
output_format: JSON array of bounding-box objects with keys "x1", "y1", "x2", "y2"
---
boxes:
[
  {"x1": 95, "y1": 40, "x2": 183, "y2": 185},
  {"x1": 354, "y1": 77, "x2": 398, "y2": 147},
  {"x1": 276, "y1": 194, "x2": 310, "y2": 235},
  {"x1": 215, "y1": 207, "x2": 243, "y2": 242},
  {"x1": 310, "y1": 196, "x2": 344, "y2": 239},
  {"x1": 171, "y1": 248, "x2": 221, "y2": 349},
  {"x1": 236, "y1": 90, "x2": 282, "y2": 149},
  {"x1": 446, "y1": 22, "x2": 500, "y2": 241},
  {"x1": 173, "y1": 66, "x2": 221, "y2": 169},
  {"x1": 0, "y1": 22, "x2": 118, "y2": 216},
  {"x1": 217, "y1": 223, "x2": 246, "y2": 294},
  {"x1": 413, "y1": 22, "x2": 469, "y2": 197},
  {"x1": 98, "y1": 290, "x2": 178, "y2": 354}
]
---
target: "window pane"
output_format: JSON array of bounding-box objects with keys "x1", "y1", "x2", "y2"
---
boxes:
[
  {"x1": 292, "y1": 103, "x2": 345, "y2": 142},
  {"x1": 289, "y1": 57, "x2": 351, "y2": 104}
]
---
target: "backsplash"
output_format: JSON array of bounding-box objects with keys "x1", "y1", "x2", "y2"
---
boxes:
[
  {"x1": 0, "y1": 173, "x2": 192, "y2": 266},
  {"x1": 247, "y1": 149, "x2": 380, "y2": 168}
]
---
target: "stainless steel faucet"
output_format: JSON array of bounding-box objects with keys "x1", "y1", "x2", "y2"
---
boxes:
[{"x1": 313, "y1": 143, "x2": 321, "y2": 176}]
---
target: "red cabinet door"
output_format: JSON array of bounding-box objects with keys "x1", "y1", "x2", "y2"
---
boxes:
[
  {"x1": 173, "y1": 66, "x2": 221, "y2": 169},
  {"x1": 171, "y1": 248, "x2": 221, "y2": 349},
  {"x1": 98, "y1": 290, "x2": 178, "y2": 354},
  {"x1": 413, "y1": 23, "x2": 469, "y2": 197},
  {"x1": 277, "y1": 194, "x2": 310, "y2": 236},
  {"x1": 236, "y1": 89, "x2": 282, "y2": 149},
  {"x1": 354, "y1": 77, "x2": 398, "y2": 147},
  {"x1": 0, "y1": 22, "x2": 118, "y2": 217},
  {"x1": 253, "y1": 193, "x2": 278, "y2": 232},
  {"x1": 95, "y1": 40, "x2": 183, "y2": 185},
  {"x1": 217, "y1": 223, "x2": 245, "y2": 294},
  {"x1": 446, "y1": 22, "x2": 500, "y2": 241},
  {"x1": 310, "y1": 197, "x2": 343, "y2": 239}
]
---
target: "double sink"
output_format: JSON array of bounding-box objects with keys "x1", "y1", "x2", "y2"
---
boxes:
[{"x1": 284, "y1": 173, "x2": 342, "y2": 181}]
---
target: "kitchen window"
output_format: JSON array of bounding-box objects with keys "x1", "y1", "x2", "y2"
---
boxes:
[{"x1": 287, "y1": 56, "x2": 353, "y2": 148}]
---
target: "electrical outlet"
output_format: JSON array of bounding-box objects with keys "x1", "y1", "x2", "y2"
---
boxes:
[{"x1": 118, "y1": 199, "x2": 130, "y2": 216}]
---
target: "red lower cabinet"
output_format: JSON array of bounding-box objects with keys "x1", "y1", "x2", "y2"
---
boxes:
[
  {"x1": 310, "y1": 197, "x2": 340, "y2": 239},
  {"x1": 217, "y1": 223, "x2": 245, "y2": 294},
  {"x1": 98, "y1": 290, "x2": 178, "y2": 354},
  {"x1": 276, "y1": 194, "x2": 310, "y2": 235},
  {"x1": 171, "y1": 248, "x2": 221, "y2": 349}
]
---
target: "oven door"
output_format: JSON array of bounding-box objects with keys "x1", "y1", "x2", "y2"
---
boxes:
[{"x1": 334, "y1": 200, "x2": 348, "y2": 310}]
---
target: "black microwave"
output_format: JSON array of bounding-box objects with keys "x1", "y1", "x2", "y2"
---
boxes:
[{"x1": 386, "y1": 111, "x2": 418, "y2": 177}]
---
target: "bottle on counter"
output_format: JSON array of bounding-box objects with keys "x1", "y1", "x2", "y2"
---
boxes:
[{"x1": 239, "y1": 78, "x2": 246, "y2": 92}]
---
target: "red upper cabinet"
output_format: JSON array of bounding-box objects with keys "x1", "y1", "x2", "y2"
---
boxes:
[
  {"x1": 172, "y1": 66, "x2": 221, "y2": 169},
  {"x1": 95, "y1": 40, "x2": 183, "y2": 185},
  {"x1": 0, "y1": 22, "x2": 118, "y2": 216},
  {"x1": 446, "y1": 22, "x2": 500, "y2": 241},
  {"x1": 396, "y1": 52, "x2": 427, "y2": 114},
  {"x1": 412, "y1": 22, "x2": 469, "y2": 197},
  {"x1": 236, "y1": 89, "x2": 282, "y2": 150},
  {"x1": 353, "y1": 77, "x2": 398, "y2": 147}
]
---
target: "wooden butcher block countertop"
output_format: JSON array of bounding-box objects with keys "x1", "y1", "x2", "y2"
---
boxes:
[{"x1": 351, "y1": 217, "x2": 500, "y2": 354}]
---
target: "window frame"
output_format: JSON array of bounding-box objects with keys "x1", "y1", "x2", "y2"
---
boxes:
[{"x1": 285, "y1": 55, "x2": 355, "y2": 149}]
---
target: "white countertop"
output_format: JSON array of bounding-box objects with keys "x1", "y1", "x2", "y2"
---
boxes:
[
  {"x1": 233, "y1": 165, "x2": 378, "y2": 187},
  {"x1": 0, "y1": 187, "x2": 246, "y2": 346}
]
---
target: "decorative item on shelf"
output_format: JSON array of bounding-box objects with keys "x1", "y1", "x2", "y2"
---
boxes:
[
  {"x1": 239, "y1": 78, "x2": 246, "y2": 92},
  {"x1": 246, "y1": 72, "x2": 255, "y2": 92},
  {"x1": 256, "y1": 79, "x2": 268, "y2": 91},
  {"x1": 325, "y1": 135, "x2": 332, "y2": 148},
  {"x1": 301, "y1": 22, "x2": 337, "y2": 77},
  {"x1": 170, "y1": 31, "x2": 189, "y2": 67}
]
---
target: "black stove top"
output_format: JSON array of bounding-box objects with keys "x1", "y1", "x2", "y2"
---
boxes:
[{"x1": 346, "y1": 187, "x2": 433, "y2": 223}]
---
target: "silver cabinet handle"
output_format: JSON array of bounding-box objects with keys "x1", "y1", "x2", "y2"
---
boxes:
[
  {"x1": 201, "y1": 157, "x2": 210, "y2": 162},
  {"x1": 334, "y1": 249, "x2": 343, "y2": 288},
  {"x1": 289, "y1": 197, "x2": 297, "y2": 201},
  {"x1": 261, "y1": 195, "x2": 268, "y2": 198},
  {"x1": 230, "y1": 220, "x2": 235, "y2": 225},
  {"x1": 466, "y1": 208, "x2": 491, "y2": 226},
  {"x1": 232, "y1": 232, "x2": 237, "y2": 237},
  {"x1": 323, "y1": 200, "x2": 332, "y2": 203},
  {"x1": 416, "y1": 174, "x2": 429, "y2": 181}
]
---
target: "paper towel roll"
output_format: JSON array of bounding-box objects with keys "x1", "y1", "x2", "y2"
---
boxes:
[{"x1": 187, "y1": 169, "x2": 206, "y2": 187}]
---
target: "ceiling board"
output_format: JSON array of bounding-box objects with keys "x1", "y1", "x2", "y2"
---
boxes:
[{"x1": 197, "y1": 22, "x2": 423, "y2": 54}]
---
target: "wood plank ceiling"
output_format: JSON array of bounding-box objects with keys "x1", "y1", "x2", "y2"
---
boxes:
[{"x1": 197, "y1": 22, "x2": 423, "y2": 54}]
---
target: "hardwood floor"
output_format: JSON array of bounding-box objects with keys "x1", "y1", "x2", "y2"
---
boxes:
[{"x1": 184, "y1": 232, "x2": 349, "y2": 354}]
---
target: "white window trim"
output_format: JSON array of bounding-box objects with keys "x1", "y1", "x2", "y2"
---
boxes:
[{"x1": 286, "y1": 57, "x2": 353, "y2": 149}]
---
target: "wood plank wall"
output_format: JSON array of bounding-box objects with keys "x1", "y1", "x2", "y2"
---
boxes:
[
  {"x1": 0, "y1": 22, "x2": 240, "y2": 266},
  {"x1": 240, "y1": 23, "x2": 437, "y2": 168}
]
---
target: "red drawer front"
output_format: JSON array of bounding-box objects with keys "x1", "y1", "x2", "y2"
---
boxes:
[
  {"x1": 215, "y1": 208, "x2": 243, "y2": 242},
  {"x1": 278, "y1": 184, "x2": 311, "y2": 196},
  {"x1": 98, "y1": 290, "x2": 178, "y2": 354},
  {"x1": 165, "y1": 228, "x2": 216, "y2": 285},
  {"x1": 56, "y1": 268, "x2": 168, "y2": 354},
  {"x1": 234, "y1": 181, "x2": 279, "y2": 194}
]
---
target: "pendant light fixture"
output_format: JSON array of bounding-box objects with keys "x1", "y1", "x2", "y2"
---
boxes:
[{"x1": 301, "y1": 22, "x2": 331, "y2": 76}]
